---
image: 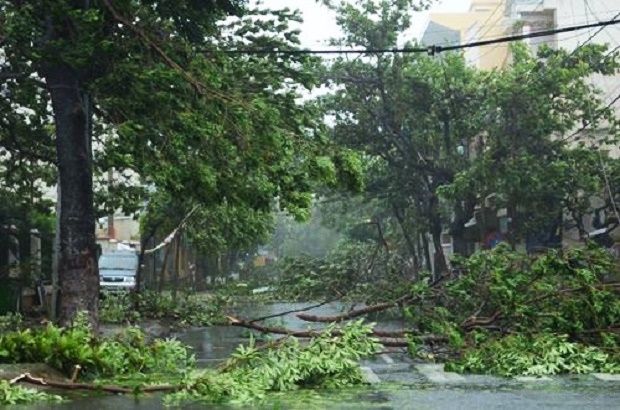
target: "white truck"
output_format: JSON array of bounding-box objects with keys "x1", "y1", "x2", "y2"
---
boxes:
[{"x1": 99, "y1": 251, "x2": 138, "y2": 294}]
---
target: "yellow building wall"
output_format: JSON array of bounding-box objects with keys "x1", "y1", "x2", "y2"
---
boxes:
[{"x1": 428, "y1": 0, "x2": 509, "y2": 70}]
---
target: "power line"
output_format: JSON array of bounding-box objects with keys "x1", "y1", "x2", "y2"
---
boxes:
[
  {"x1": 469, "y1": 1, "x2": 505, "y2": 45},
  {"x1": 420, "y1": 9, "x2": 620, "y2": 46},
  {"x1": 422, "y1": 16, "x2": 620, "y2": 55},
  {"x1": 573, "y1": 10, "x2": 619, "y2": 50},
  {"x1": 213, "y1": 17, "x2": 620, "y2": 56}
]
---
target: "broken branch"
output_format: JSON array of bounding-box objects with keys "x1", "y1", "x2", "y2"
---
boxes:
[
  {"x1": 250, "y1": 300, "x2": 334, "y2": 324},
  {"x1": 297, "y1": 294, "x2": 413, "y2": 323},
  {"x1": 9, "y1": 373, "x2": 178, "y2": 394},
  {"x1": 226, "y1": 316, "x2": 445, "y2": 345}
]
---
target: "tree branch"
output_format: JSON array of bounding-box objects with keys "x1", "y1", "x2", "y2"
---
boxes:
[
  {"x1": 227, "y1": 315, "x2": 444, "y2": 345},
  {"x1": 249, "y1": 300, "x2": 334, "y2": 324},
  {"x1": 100, "y1": 0, "x2": 241, "y2": 107},
  {"x1": 9, "y1": 373, "x2": 178, "y2": 394},
  {"x1": 297, "y1": 293, "x2": 413, "y2": 323}
]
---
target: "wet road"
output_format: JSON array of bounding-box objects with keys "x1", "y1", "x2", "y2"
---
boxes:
[{"x1": 22, "y1": 302, "x2": 620, "y2": 409}]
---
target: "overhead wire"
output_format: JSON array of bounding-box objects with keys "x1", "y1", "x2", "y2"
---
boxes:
[
  {"x1": 432, "y1": 7, "x2": 620, "y2": 174},
  {"x1": 419, "y1": 8, "x2": 620, "y2": 45},
  {"x1": 206, "y1": 17, "x2": 620, "y2": 56},
  {"x1": 462, "y1": 0, "x2": 542, "y2": 66}
]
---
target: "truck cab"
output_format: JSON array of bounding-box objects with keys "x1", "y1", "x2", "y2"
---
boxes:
[{"x1": 99, "y1": 251, "x2": 138, "y2": 294}]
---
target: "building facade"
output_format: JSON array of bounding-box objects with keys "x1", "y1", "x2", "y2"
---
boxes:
[{"x1": 421, "y1": 0, "x2": 511, "y2": 70}]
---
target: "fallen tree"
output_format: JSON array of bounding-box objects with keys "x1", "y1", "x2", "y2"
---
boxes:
[
  {"x1": 252, "y1": 242, "x2": 620, "y2": 375},
  {"x1": 227, "y1": 315, "x2": 447, "y2": 347},
  {"x1": 0, "y1": 316, "x2": 387, "y2": 405}
]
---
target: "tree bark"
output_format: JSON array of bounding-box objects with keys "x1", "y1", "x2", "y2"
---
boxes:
[
  {"x1": 227, "y1": 316, "x2": 446, "y2": 344},
  {"x1": 172, "y1": 235, "x2": 180, "y2": 300},
  {"x1": 297, "y1": 294, "x2": 413, "y2": 323},
  {"x1": 428, "y1": 197, "x2": 447, "y2": 276},
  {"x1": 11, "y1": 373, "x2": 178, "y2": 394},
  {"x1": 420, "y1": 233, "x2": 432, "y2": 273},
  {"x1": 157, "y1": 239, "x2": 173, "y2": 293},
  {"x1": 390, "y1": 201, "x2": 419, "y2": 277},
  {"x1": 44, "y1": 64, "x2": 98, "y2": 327}
]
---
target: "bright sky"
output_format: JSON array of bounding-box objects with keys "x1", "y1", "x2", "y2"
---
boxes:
[{"x1": 260, "y1": 0, "x2": 471, "y2": 48}]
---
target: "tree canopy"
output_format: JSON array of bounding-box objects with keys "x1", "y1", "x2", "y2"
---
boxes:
[
  {"x1": 317, "y1": 0, "x2": 620, "y2": 276},
  {"x1": 0, "y1": 0, "x2": 362, "y2": 325}
]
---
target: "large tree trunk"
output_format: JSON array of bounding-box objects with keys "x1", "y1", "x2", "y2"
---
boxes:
[
  {"x1": 420, "y1": 233, "x2": 432, "y2": 273},
  {"x1": 390, "y1": 201, "x2": 419, "y2": 273},
  {"x1": 45, "y1": 64, "x2": 98, "y2": 327},
  {"x1": 428, "y1": 198, "x2": 447, "y2": 277},
  {"x1": 450, "y1": 195, "x2": 477, "y2": 257}
]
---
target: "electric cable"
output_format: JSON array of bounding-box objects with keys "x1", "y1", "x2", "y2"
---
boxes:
[{"x1": 205, "y1": 16, "x2": 620, "y2": 56}]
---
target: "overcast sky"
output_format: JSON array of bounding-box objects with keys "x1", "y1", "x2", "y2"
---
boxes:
[{"x1": 259, "y1": 0, "x2": 471, "y2": 48}]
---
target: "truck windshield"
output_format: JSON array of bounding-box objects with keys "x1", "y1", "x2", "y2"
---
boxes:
[{"x1": 99, "y1": 254, "x2": 137, "y2": 271}]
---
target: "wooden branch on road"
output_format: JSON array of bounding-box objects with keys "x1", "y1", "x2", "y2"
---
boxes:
[
  {"x1": 9, "y1": 373, "x2": 178, "y2": 394},
  {"x1": 250, "y1": 300, "x2": 334, "y2": 323},
  {"x1": 297, "y1": 294, "x2": 413, "y2": 323},
  {"x1": 226, "y1": 316, "x2": 446, "y2": 346}
]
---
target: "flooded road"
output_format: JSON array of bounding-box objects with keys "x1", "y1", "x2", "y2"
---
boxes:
[
  {"x1": 24, "y1": 379, "x2": 620, "y2": 410},
  {"x1": 19, "y1": 302, "x2": 620, "y2": 409},
  {"x1": 176, "y1": 301, "x2": 407, "y2": 367}
]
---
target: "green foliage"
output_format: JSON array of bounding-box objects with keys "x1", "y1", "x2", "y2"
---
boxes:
[
  {"x1": 0, "y1": 313, "x2": 194, "y2": 380},
  {"x1": 166, "y1": 320, "x2": 381, "y2": 405},
  {"x1": 447, "y1": 333, "x2": 620, "y2": 377},
  {"x1": 2, "y1": 0, "x2": 363, "y2": 328},
  {"x1": 99, "y1": 291, "x2": 228, "y2": 327},
  {"x1": 0, "y1": 314, "x2": 95, "y2": 375},
  {"x1": 96, "y1": 327, "x2": 194, "y2": 379},
  {"x1": 269, "y1": 240, "x2": 411, "y2": 302},
  {"x1": 135, "y1": 291, "x2": 228, "y2": 327},
  {"x1": 321, "y1": 0, "x2": 620, "y2": 277},
  {"x1": 440, "y1": 243, "x2": 620, "y2": 345},
  {"x1": 439, "y1": 42, "x2": 620, "y2": 241},
  {"x1": 0, "y1": 315, "x2": 382, "y2": 404},
  {"x1": 99, "y1": 294, "x2": 140, "y2": 324},
  {"x1": 0, "y1": 380, "x2": 64, "y2": 405},
  {"x1": 393, "y1": 244, "x2": 620, "y2": 375},
  {"x1": 0, "y1": 313, "x2": 23, "y2": 333}
]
